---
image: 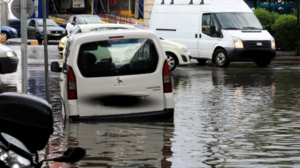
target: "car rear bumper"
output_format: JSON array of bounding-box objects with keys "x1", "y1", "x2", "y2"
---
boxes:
[
  {"x1": 225, "y1": 47, "x2": 276, "y2": 61},
  {"x1": 68, "y1": 108, "x2": 174, "y2": 121},
  {"x1": 0, "y1": 56, "x2": 18, "y2": 74}
]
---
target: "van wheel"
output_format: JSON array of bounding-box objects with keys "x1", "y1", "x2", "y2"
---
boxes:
[
  {"x1": 214, "y1": 49, "x2": 230, "y2": 67},
  {"x1": 256, "y1": 60, "x2": 271, "y2": 67},
  {"x1": 197, "y1": 59, "x2": 207, "y2": 65},
  {"x1": 166, "y1": 53, "x2": 178, "y2": 71}
]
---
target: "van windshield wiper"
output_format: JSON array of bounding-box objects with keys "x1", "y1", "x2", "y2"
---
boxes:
[
  {"x1": 224, "y1": 27, "x2": 240, "y2": 30},
  {"x1": 243, "y1": 27, "x2": 261, "y2": 30}
]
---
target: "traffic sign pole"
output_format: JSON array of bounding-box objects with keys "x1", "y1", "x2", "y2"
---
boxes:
[
  {"x1": 42, "y1": 0, "x2": 49, "y2": 102},
  {"x1": 21, "y1": 0, "x2": 28, "y2": 93}
]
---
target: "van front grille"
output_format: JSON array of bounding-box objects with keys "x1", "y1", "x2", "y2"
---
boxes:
[{"x1": 245, "y1": 41, "x2": 271, "y2": 49}]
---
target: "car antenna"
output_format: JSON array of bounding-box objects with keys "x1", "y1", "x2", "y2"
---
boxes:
[
  {"x1": 161, "y1": 0, "x2": 164, "y2": 4},
  {"x1": 189, "y1": 0, "x2": 193, "y2": 4},
  {"x1": 170, "y1": 0, "x2": 174, "y2": 4},
  {"x1": 200, "y1": 0, "x2": 204, "y2": 4}
]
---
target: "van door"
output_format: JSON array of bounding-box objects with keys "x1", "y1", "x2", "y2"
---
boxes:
[
  {"x1": 151, "y1": 5, "x2": 179, "y2": 41},
  {"x1": 75, "y1": 38, "x2": 165, "y2": 117},
  {"x1": 198, "y1": 13, "x2": 221, "y2": 59},
  {"x1": 176, "y1": 5, "x2": 201, "y2": 58}
]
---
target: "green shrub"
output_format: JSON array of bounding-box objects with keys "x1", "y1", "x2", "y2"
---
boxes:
[
  {"x1": 272, "y1": 15, "x2": 297, "y2": 51},
  {"x1": 270, "y1": 11, "x2": 280, "y2": 25},
  {"x1": 253, "y1": 8, "x2": 272, "y2": 27}
]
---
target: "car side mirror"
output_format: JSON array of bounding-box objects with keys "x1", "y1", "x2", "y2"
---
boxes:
[
  {"x1": 71, "y1": 21, "x2": 76, "y2": 26},
  {"x1": 210, "y1": 26, "x2": 216, "y2": 34},
  {"x1": 39, "y1": 147, "x2": 86, "y2": 165},
  {"x1": 265, "y1": 25, "x2": 271, "y2": 34},
  {"x1": 53, "y1": 147, "x2": 86, "y2": 163},
  {"x1": 51, "y1": 62, "x2": 62, "y2": 72}
]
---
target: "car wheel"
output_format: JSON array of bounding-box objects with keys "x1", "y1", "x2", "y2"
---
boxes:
[
  {"x1": 166, "y1": 53, "x2": 178, "y2": 71},
  {"x1": 1, "y1": 32, "x2": 9, "y2": 40},
  {"x1": 214, "y1": 49, "x2": 230, "y2": 67},
  {"x1": 197, "y1": 59, "x2": 207, "y2": 65},
  {"x1": 256, "y1": 60, "x2": 271, "y2": 67}
]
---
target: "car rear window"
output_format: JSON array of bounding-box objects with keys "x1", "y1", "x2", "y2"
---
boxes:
[{"x1": 77, "y1": 38, "x2": 159, "y2": 77}]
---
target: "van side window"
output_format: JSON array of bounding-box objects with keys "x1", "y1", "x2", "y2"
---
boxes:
[{"x1": 202, "y1": 14, "x2": 220, "y2": 37}]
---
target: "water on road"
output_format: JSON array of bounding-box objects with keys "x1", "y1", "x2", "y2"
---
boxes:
[{"x1": 1, "y1": 45, "x2": 300, "y2": 167}]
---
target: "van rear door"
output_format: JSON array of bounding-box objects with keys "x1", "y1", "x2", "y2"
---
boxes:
[{"x1": 75, "y1": 38, "x2": 165, "y2": 117}]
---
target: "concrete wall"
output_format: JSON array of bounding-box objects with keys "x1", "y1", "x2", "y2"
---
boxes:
[{"x1": 144, "y1": 0, "x2": 154, "y2": 29}]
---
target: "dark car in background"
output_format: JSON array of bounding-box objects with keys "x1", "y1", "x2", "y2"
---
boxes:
[
  {"x1": 8, "y1": 19, "x2": 21, "y2": 37},
  {"x1": 1, "y1": 26, "x2": 18, "y2": 40},
  {"x1": 27, "y1": 18, "x2": 67, "y2": 44},
  {"x1": 0, "y1": 45, "x2": 18, "y2": 74}
]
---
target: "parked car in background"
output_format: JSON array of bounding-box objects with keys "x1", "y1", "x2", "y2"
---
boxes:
[
  {"x1": 0, "y1": 45, "x2": 18, "y2": 74},
  {"x1": 51, "y1": 29, "x2": 175, "y2": 120},
  {"x1": 8, "y1": 19, "x2": 21, "y2": 37},
  {"x1": 27, "y1": 18, "x2": 67, "y2": 44},
  {"x1": 59, "y1": 24, "x2": 191, "y2": 71},
  {"x1": 66, "y1": 15, "x2": 103, "y2": 34},
  {"x1": 1, "y1": 26, "x2": 18, "y2": 40}
]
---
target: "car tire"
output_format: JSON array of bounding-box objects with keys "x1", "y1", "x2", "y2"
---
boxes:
[
  {"x1": 214, "y1": 49, "x2": 230, "y2": 67},
  {"x1": 197, "y1": 59, "x2": 207, "y2": 65},
  {"x1": 256, "y1": 60, "x2": 271, "y2": 67},
  {"x1": 166, "y1": 53, "x2": 178, "y2": 71},
  {"x1": 1, "y1": 32, "x2": 9, "y2": 40}
]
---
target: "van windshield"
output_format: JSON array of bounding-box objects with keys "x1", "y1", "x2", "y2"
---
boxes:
[
  {"x1": 215, "y1": 13, "x2": 263, "y2": 30},
  {"x1": 77, "y1": 38, "x2": 159, "y2": 77}
]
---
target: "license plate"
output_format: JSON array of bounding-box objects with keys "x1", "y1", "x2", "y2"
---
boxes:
[{"x1": 54, "y1": 34, "x2": 60, "y2": 36}]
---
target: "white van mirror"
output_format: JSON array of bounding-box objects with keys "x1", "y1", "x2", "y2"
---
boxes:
[{"x1": 210, "y1": 26, "x2": 216, "y2": 34}]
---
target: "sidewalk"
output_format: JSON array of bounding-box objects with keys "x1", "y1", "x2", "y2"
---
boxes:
[{"x1": 273, "y1": 56, "x2": 300, "y2": 61}]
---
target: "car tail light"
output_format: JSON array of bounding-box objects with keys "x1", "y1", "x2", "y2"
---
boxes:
[
  {"x1": 67, "y1": 66, "x2": 77, "y2": 99},
  {"x1": 163, "y1": 60, "x2": 172, "y2": 93}
]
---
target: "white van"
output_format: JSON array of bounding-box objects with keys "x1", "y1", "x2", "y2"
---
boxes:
[
  {"x1": 150, "y1": 0, "x2": 276, "y2": 67},
  {"x1": 51, "y1": 30, "x2": 175, "y2": 120}
]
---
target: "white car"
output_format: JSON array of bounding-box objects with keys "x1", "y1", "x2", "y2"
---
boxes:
[
  {"x1": 51, "y1": 29, "x2": 175, "y2": 120},
  {"x1": 61, "y1": 23, "x2": 191, "y2": 71},
  {"x1": 66, "y1": 15, "x2": 103, "y2": 35}
]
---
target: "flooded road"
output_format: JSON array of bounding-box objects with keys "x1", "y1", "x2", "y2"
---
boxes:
[{"x1": 1, "y1": 45, "x2": 300, "y2": 167}]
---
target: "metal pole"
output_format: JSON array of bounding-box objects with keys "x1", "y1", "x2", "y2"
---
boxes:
[
  {"x1": 1, "y1": 2, "x2": 8, "y2": 26},
  {"x1": 297, "y1": 0, "x2": 299, "y2": 55},
  {"x1": 42, "y1": 0, "x2": 50, "y2": 102},
  {"x1": 21, "y1": 0, "x2": 28, "y2": 93}
]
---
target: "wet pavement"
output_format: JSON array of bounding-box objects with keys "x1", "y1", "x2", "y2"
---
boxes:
[{"x1": 1, "y1": 44, "x2": 300, "y2": 167}]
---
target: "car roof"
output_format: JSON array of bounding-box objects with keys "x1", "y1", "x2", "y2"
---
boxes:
[
  {"x1": 78, "y1": 23, "x2": 137, "y2": 32},
  {"x1": 73, "y1": 29, "x2": 157, "y2": 42}
]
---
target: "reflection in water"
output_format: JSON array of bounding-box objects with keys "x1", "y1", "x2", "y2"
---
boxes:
[{"x1": 2, "y1": 62, "x2": 300, "y2": 167}]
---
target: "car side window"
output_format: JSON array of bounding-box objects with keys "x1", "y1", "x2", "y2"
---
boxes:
[
  {"x1": 202, "y1": 13, "x2": 220, "y2": 37},
  {"x1": 29, "y1": 20, "x2": 36, "y2": 27}
]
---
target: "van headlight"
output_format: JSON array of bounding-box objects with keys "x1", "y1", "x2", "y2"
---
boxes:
[
  {"x1": 232, "y1": 37, "x2": 244, "y2": 48},
  {"x1": 6, "y1": 51, "x2": 16, "y2": 57},
  {"x1": 271, "y1": 37, "x2": 276, "y2": 49},
  {"x1": 176, "y1": 44, "x2": 190, "y2": 54}
]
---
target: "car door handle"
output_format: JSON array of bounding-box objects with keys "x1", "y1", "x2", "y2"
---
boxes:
[{"x1": 195, "y1": 34, "x2": 197, "y2": 38}]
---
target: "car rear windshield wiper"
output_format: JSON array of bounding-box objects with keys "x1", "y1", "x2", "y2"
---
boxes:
[
  {"x1": 224, "y1": 27, "x2": 240, "y2": 30},
  {"x1": 243, "y1": 27, "x2": 261, "y2": 30}
]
